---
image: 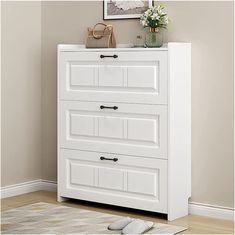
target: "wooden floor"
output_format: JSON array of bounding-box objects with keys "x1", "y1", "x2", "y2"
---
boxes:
[{"x1": 1, "y1": 191, "x2": 234, "y2": 234}]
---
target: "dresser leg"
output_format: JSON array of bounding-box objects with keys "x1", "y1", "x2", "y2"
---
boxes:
[{"x1": 57, "y1": 195, "x2": 67, "y2": 202}]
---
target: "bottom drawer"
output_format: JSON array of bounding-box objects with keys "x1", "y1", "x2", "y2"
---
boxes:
[{"x1": 58, "y1": 149, "x2": 167, "y2": 213}]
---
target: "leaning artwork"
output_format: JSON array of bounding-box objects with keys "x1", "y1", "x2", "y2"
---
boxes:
[{"x1": 103, "y1": 0, "x2": 153, "y2": 20}]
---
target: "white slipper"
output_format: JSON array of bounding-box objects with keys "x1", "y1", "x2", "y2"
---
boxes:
[
  {"x1": 122, "y1": 219, "x2": 154, "y2": 234},
  {"x1": 108, "y1": 217, "x2": 134, "y2": 230}
]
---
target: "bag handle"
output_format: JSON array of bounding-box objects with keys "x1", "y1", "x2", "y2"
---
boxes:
[{"x1": 92, "y1": 23, "x2": 113, "y2": 39}]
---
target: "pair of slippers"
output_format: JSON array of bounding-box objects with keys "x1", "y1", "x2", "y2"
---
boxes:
[{"x1": 108, "y1": 217, "x2": 154, "y2": 234}]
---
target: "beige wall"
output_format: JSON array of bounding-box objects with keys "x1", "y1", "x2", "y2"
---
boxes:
[
  {"x1": 1, "y1": 1, "x2": 233, "y2": 208},
  {"x1": 1, "y1": 1, "x2": 42, "y2": 186},
  {"x1": 42, "y1": 1, "x2": 234, "y2": 208}
]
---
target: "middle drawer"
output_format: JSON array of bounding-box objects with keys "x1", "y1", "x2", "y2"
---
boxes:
[{"x1": 59, "y1": 101, "x2": 167, "y2": 159}]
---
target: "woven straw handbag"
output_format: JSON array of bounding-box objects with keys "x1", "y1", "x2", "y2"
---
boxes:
[{"x1": 86, "y1": 23, "x2": 116, "y2": 48}]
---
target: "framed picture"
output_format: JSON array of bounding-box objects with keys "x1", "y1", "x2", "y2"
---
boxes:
[{"x1": 103, "y1": 0, "x2": 154, "y2": 20}]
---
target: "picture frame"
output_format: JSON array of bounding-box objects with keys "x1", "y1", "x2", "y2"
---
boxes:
[{"x1": 103, "y1": 0, "x2": 154, "y2": 20}]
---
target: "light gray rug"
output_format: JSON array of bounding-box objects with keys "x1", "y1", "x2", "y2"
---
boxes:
[{"x1": 1, "y1": 202, "x2": 186, "y2": 234}]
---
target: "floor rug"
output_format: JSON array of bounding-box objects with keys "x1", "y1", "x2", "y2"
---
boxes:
[{"x1": 1, "y1": 202, "x2": 186, "y2": 234}]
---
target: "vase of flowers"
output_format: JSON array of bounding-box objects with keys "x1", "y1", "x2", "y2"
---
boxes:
[{"x1": 140, "y1": 5, "x2": 169, "y2": 47}]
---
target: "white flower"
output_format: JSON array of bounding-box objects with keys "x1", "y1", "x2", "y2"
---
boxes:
[
  {"x1": 151, "y1": 13, "x2": 160, "y2": 20},
  {"x1": 140, "y1": 4, "x2": 169, "y2": 28}
]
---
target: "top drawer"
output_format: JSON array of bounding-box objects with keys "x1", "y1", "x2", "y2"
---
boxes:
[{"x1": 58, "y1": 51, "x2": 168, "y2": 105}]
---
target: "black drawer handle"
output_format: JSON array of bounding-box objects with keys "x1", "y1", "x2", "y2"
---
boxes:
[
  {"x1": 100, "y1": 105, "x2": 118, "y2": 110},
  {"x1": 100, "y1": 54, "x2": 118, "y2": 59},
  {"x1": 100, "y1": 156, "x2": 118, "y2": 162}
]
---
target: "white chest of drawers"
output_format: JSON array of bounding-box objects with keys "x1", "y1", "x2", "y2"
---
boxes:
[{"x1": 57, "y1": 43, "x2": 191, "y2": 221}]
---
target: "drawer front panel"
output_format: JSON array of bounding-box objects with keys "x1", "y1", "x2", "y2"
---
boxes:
[
  {"x1": 59, "y1": 51, "x2": 167, "y2": 104},
  {"x1": 70, "y1": 163, "x2": 94, "y2": 187},
  {"x1": 59, "y1": 101, "x2": 167, "y2": 158},
  {"x1": 59, "y1": 149, "x2": 167, "y2": 213}
]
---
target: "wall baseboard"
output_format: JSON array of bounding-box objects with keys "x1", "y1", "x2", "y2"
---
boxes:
[
  {"x1": 0, "y1": 179, "x2": 57, "y2": 199},
  {"x1": 0, "y1": 180, "x2": 42, "y2": 199},
  {"x1": 189, "y1": 202, "x2": 234, "y2": 221},
  {"x1": 40, "y1": 180, "x2": 57, "y2": 192},
  {"x1": 1, "y1": 180, "x2": 234, "y2": 221}
]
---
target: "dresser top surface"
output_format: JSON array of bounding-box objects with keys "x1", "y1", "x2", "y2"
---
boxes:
[{"x1": 58, "y1": 44, "x2": 169, "y2": 52}]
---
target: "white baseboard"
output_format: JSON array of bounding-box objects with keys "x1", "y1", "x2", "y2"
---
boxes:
[
  {"x1": 0, "y1": 180, "x2": 42, "y2": 199},
  {"x1": 40, "y1": 180, "x2": 57, "y2": 192},
  {"x1": 0, "y1": 179, "x2": 57, "y2": 199},
  {"x1": 189, "y1": 202, "x2": 234, "y2": 221},
  {"x1": 1, "y1": 180, "x2": 234, "y2": 221}
]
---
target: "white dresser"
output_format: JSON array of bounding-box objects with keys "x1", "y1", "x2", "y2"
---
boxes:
[{"x1": 57, "y1": 43, "x2": 191, "y2": 221}]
